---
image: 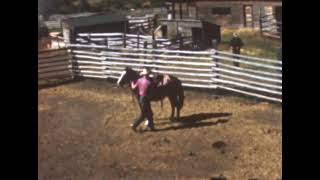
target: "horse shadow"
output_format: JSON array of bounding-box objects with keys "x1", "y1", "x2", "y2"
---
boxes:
[{"x1": 151, "y1": 112, "x2": 232, "y2": 132}]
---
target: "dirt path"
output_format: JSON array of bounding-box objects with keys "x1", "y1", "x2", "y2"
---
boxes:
[{"x1": 38, "y1": 79, "x2": 282, "y2": 180}]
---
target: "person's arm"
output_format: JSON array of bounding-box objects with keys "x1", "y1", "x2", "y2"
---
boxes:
[{"x1": 131, "y1": 81, "x2": 138, "y2": 89}]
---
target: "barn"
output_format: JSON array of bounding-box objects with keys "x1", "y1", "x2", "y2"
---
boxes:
[
  {"x1": 166, "y1": 0, "x2": 282, "y2": 29},
  {"x1": 62, "y1": 14, "x2": 129, "y2": 43}
]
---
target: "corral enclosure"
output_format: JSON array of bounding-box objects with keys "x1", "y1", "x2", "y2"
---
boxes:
[
  {"x1": 38, "y1": 30, "x2": 282, "y2": 179},
  {"x1": 38, "y1": 79, "x2": 282, "y2": 179}
]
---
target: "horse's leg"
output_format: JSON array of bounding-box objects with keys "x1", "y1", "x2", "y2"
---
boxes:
[
  {"x1": 168, "y1": 96, "x2": 175, "y2": 121},
  {"x1": 173, "y1": 96, "x2": 180, "y2": 121},
  {"x1": 176, "y1": 101, "x2": 180, "y2": 121}
]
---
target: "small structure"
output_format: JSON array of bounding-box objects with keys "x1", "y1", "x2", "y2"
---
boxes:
[
  {"x1": 159, "y1": 18, "x2": 220, "y2": 49},
  {"x1": 62, "y1": 14, "x2": 129, "y2": 44}
]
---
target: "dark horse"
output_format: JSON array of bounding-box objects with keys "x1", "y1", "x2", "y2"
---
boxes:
[{"x1": 117, "y1": 67, "x2": 184, "y2": 121}]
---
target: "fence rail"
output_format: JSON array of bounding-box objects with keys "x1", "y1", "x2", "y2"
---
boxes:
[
  {"x1": 67, "y1": 44, "x2": 282, "y2": 102},
  {"x1": 76, "y1": 32, "x2": 186, "y2": 50},
  {"x1": 127, "y1": 15, "x2": 155, "y2": 34},
  {"x1": 38, "y1": 48, "x2": 73, "y2": 80}
]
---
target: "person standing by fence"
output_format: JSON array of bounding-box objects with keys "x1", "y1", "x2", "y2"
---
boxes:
[
  {"x1": 229, "y1": 32, "x2": 244, "y2": 67},
  {"x1": 130, "y1": 68, "x2": 155, "y2": 132}
]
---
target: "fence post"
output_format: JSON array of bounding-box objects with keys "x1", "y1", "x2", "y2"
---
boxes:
[
  {"x1": 143, "y1": 41, "x2": 148, "y2": 49},
  {"x1": 152, "y1": 39, "x2": 158, "y2": 73},
  {"x1": 148, "y1": 17, "x2": 151, "y2": 31},
  {"x1": 123, "y1": 33, "x2": 126, "y2": 48},
  {"x1": 87, "y1": 34, "x2": 91, "y2": 44},
  {"x1": 143, "y1": 41, "x2": 148, "y2": 68},
  {"x1": 68, "y1": 47, "x2": 75, "y2": 80},
  {"x1": 259, "y1": 8, "x2": 263, "y2": 37},
  {"x1": 105, "y1": 37, "x2": 108, "y2": 47},
  {"x1": 211, "y1": 49, "x2": 219, "y2": 89},
  {"x1": 137, "y1": 27, "x2": 140, "y2": 49},
  {"x1": 103, "y1": 38, "x2": 108, "y2": 79},
  {"x1": 124, "y1": 22, "x2": 127, "y2": 48}
]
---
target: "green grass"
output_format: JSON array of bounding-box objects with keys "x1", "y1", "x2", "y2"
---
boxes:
[{"x1": 218, "y1": 29, "x2": 281, "y2": 59}]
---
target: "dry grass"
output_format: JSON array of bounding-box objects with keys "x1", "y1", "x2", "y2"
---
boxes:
[
  {"x1": 38, "y1": 79, "x2": 282, "y2": 179},
  {"x1": 218, "y1": 28, "x2": 281, "y2": 59}
]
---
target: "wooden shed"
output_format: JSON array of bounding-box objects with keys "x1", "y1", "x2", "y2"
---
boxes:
[{"x1": 62, "y1": 14, "x2": 129, "y2": 43}]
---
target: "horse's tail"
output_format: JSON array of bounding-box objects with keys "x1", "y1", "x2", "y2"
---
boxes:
[{"x1": 177, "y1": 80, "x2": 184, "y2": 110}]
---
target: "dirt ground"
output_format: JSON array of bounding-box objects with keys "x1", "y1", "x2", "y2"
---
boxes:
[{"x1": 38, "y1": 79, "x2": 282, "y2": 180}]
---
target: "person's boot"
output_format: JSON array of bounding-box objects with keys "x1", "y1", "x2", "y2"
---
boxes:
[
  {"x1": 130, "y1": 123, "x2": 137, "y2": 132},
  {"x1": 145, "y1": 124, "x2": 155, "y2": 131}
]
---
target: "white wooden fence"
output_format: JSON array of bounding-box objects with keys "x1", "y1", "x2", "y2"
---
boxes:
[
  {"x1": 76, "y1": 33, "x2": 184, "y2": 50},
  {"x1": 67, "y1": 44, "x2": 282, "y2": 103},
  {"x1": 127, "y1": 15, "x2": 155, "y2": 33}
]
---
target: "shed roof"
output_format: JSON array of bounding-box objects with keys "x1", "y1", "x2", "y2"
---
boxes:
[{"x1": 63, "y1": 14, "x2": 127, "y2": 28}]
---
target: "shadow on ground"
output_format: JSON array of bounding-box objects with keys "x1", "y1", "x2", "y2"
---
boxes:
[{"x1": 149, "y1": 112, "x2": 231, "y2": 132}]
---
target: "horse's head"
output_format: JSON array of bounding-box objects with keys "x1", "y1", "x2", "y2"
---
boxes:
[{"x1": 117, "y1": 67, "x2": 138, "y2": 87}]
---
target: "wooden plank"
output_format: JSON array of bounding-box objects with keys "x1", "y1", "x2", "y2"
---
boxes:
[
  {"x1": 73, "y1": 70, "x2": 104, "y2": 75},
  {"x1": 215, "y1": 67, "x2": 282, "y2": 83},
  {"x1": 218, "y1": 85, "x2": 282, "y2": 103},
  {"x1": 68, "y1": 44, "x2": 212, "y2": 55},
  {"x1": 182, "y1": 83, "x2": 216, "y2": 89},
  {"x1": 38, "y1": 56, "x2": 70, "y2": 64},
  {"x1": 38, "y1": 61, "x2": 70, "y2": 68},
  {"x1": 74, "y1": 55, "x2": 213, "y2": 67},
  {"x1": 217, "y1": 73, "x2": 282, "y2": 90},
  {"x1": 78, "y1": 33, "x2": 124, "y2": 37},
  {"x1": 39, "y1": 65, "x2": 71, "y2": 74},
  {"x1": 215, "y1": 79, "x2": 282, "y2": 95},
  {"x1": 75, "y1": 74, "x2": 107, "y2": 79},
  {"x1": 217, "y1": 62, "x2": 281, "y2": 77},
  {"x1": 100, "y1": 51, "x2": 212, "y2": 61},
  {"x1": 38, "y1": 49, "x2": 69, "y2": 57},
  {"x1": 38, "y1": 51, "x2": 69, "y2": 59},
  {"x1": 38, "y1": 70, "x2": 71, "y2": 79},
  {"x1": 38, "y1": 73, "x2": 72, "y2": 80},
  {"x1": 38, "y1": 48, "x2": 68, "y2": 54},
  {"x1": 212, "y1": 55, "x2": 281, "y2": 70}
]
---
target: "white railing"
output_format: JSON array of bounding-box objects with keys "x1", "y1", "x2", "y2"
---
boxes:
[
  {"x1": 67, "y1": 44, "x2": 282, "y2": 103},
  {"x1": 76, "y1": 32, "x2": 184, "y2": 50}
]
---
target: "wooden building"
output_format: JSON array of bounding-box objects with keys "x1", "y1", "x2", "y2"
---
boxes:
[
  {"x1": 62, "y1": 14, "x2": 129, "y2": 43},
  {"x1": 166, "y1": 0, "x2": 282, "y2": 28}
]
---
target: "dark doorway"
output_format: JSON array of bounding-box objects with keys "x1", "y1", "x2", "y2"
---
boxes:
[
  {"x1": 192, "y1": 27, "x2": 202, "y2": 48},
  {"x1": 274, "y1": 6, "x2": 282, "y2": 36},
  {"x1": 161, "y1": 25, "x2": 168, "y2": 38},
  {"x1": 275, "y1": 6, "x2": 282, "y2": 22}
]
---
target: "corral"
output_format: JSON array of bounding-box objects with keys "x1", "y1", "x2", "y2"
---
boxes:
[
  {"x1": 38, "y1": 29, "x2": 282, "y2": 179},
  {"x1": 38, "y1": 79, "x2": 282, "y2": 179}
]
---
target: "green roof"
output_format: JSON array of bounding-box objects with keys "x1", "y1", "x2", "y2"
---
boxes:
[{"x1": 64, "y1": 14, "x2": 127, "y2": 27}]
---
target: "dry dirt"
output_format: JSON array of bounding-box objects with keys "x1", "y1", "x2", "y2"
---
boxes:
[{"x1": 38, "y1": 79, "x2": 282, "y2": 180}]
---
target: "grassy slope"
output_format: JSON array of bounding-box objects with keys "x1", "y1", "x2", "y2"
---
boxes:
[{"x1": 218, "y1": 28, "x2": 281, "y2": 59}]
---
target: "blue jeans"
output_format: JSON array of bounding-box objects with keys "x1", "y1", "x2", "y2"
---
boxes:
[{"x1": 132, "y1": 96, "x2": 154, "y2": 129}]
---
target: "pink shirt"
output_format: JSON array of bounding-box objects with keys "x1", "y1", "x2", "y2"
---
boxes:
[{"x1": 134, "y1": 76, "x2": 151, "y2": 96}]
